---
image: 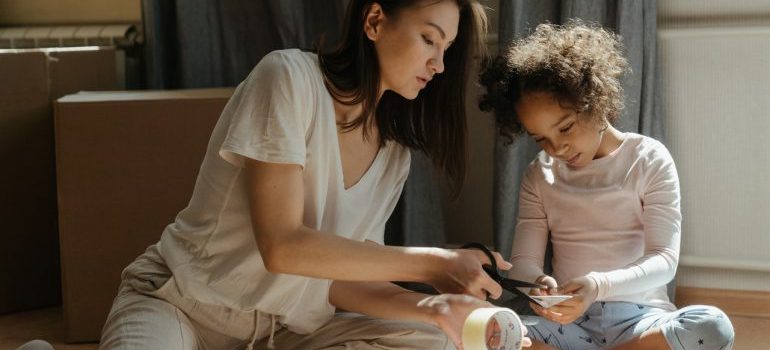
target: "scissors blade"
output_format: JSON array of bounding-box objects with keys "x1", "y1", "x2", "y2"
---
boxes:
[
  {"x1": 499, "y1": 279, "x2": 551, "y2": 307},
  {"x1": 507, "y1": 286, "x2": 544, "y2": 306},
  {"x1": 500, "y1": 278, "x2": 546, "y2": 290}
]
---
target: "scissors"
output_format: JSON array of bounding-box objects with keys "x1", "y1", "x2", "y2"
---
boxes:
[{"x1": 461, "y1": 242, "x2": 547, "y2": 306}]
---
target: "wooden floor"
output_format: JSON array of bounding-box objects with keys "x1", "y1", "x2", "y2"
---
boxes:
[
  {"x1": 0, "y1": 308, "x2": 96, "y2": 350},
  {"x1": 1, "y1": 307, "x2": 768, "y2": 349}
]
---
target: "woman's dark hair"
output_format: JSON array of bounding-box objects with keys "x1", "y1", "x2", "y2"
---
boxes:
[
  {"x1": 478, "y1": 20, "x2": 629, "y2": 143},
  {"x1": 319, "y1": 0, "x2": 488, "y2": 195}
]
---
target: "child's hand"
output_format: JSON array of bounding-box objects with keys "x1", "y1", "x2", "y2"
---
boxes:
[
  {"x1": 528, "y1": 275, "x2": 561, "y2": 321},
  {"x1": 545, "y1": 276, "x2": 598, "y2": 324},
  {"x1": 530, "y1": 275, "x2": 558, "y2": 296}
]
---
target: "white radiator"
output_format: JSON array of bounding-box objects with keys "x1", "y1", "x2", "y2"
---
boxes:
[
  {"x1": 0, "y1": 24, "x2": 138, "y2": 49},
  {"x1": 659, "y1": 25, "x2": 770, "y2": 291}
]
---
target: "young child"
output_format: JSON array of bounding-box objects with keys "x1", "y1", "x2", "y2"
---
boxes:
[{"x1": 479, "y1": 21, "x2": 735, "y2": 350}]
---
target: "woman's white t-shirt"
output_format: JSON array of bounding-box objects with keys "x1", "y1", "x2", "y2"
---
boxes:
[{"x1": 154, "y1": 49, "x2": 411, "y2": 333}]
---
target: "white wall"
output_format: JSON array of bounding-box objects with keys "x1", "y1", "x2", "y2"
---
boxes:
[{"x1": 659, "y1": 2, "x2": 770, "y2": 292}]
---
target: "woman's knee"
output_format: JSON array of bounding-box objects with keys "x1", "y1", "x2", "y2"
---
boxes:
[
  {"x1": 99, "y1": 292, "x2": 197, "y2": 350},
  {"x1": 15, "y1": 340, "x2": 54, "y2": 350},
  {"x1": 403, "y1": 323, "x2": 453, "y2": 350},
  {"x1": 363, "y1": 321, "x2": 453, "y2": 349}
]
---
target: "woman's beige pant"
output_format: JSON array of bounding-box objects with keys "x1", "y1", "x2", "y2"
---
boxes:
[{"x1": 99, "y1": 246, "x2": 453, "y2": 350}]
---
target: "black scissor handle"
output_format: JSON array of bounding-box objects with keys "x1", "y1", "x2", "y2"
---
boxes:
[
  {"x1": 461, "y1": 242, "x2": 551, "y2": 307},
  {"x1": 460, "y1": 242, "x2": 502, "y2": 282},
  {"x1": 460, "y1": 242, "x2": 546, "y2": 290}
]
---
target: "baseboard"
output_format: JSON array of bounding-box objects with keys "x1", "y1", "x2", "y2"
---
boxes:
[{"x1": 676, "y1": 286, "x2": 770, "y2": 318}]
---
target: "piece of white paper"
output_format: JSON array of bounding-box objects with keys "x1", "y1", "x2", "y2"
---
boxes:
[{"x1": 531, "y1": 295, "x2": 573, "y2": 308}]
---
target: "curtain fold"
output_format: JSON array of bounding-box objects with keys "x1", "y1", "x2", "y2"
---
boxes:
[
  {"x1": 385, "y1": 152, "x2": 447, "y2": 248},
  {"x1": 142, "y1": 0, "x2": 348, "y2": 89}
]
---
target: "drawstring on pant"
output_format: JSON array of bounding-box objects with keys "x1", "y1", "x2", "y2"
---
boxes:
[
  {"x1": 245, "y1": 310, "x2": 260, "y2": 350},
  {"x1": 267, "y1": 314, "x2": 277, "y2": 349},
  {"x1": 245, "y1": 310, "x2": 277, "y2": 350}
]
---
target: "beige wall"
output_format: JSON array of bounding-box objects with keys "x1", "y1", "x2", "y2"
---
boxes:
[{"x1": 0, "y1": 0, "x2": 141, "y2": 25}]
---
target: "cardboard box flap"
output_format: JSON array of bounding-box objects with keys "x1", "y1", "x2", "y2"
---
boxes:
[
  {"x1": 0, "y1": 51, "x2": 48, "y2": 95},
  {"x1": 58, "y1": 88, "x2": 236, "y2": 103}
]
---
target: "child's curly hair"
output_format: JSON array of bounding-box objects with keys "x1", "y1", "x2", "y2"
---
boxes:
[{"x1": 479, "y1": 20, "x2": 629, "y2": 143}]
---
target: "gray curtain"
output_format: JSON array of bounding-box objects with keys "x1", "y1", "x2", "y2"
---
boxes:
[
  {"x1": 493, "y1": 0, "x2": 671, "y2": 303},
  {"x1": 142, "y1": 0, "x2": 348, "y2": 88},
  {"x1": 141, "y1": 0, "x2": 445, "y2": 248},
  {"x1": 385, "y1": 152, "x2": 446, "y2": 248}
]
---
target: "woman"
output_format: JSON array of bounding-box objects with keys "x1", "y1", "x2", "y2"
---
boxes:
[{"x1": 99, "y1": 1, "x2": 527, "y2": 349}]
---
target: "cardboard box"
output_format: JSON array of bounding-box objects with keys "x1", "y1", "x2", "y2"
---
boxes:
[
  {"x1": 54, "y1": 88, "x2": 233, "y2": 342},
  {"x1": 0, "y1": 47, "x2": 117, "y2": 314}
]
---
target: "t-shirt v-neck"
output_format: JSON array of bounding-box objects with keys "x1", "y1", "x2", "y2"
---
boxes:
[{"x1": 328, "y1": 109, "x2": 385, "y2": 193}]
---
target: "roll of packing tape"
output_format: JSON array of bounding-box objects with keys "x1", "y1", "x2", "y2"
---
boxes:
[{"x1": 462, "y1": 307, "x2": 524, "y2": 350}]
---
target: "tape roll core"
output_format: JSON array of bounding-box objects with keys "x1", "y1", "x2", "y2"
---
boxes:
[{"x1": 462, "y1": 307, "x2": 524, "y2": 350}]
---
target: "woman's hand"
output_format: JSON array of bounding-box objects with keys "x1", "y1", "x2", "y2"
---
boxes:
[
  {"x1": 418, "y1": 294, "x2": 532, "y2": 350},
  {"x1": 533, "y1": 276, "x2": 598, "y2": 325},
  {"x1": 427, "y1": 248, "x2": 512, "y2": 300}
]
